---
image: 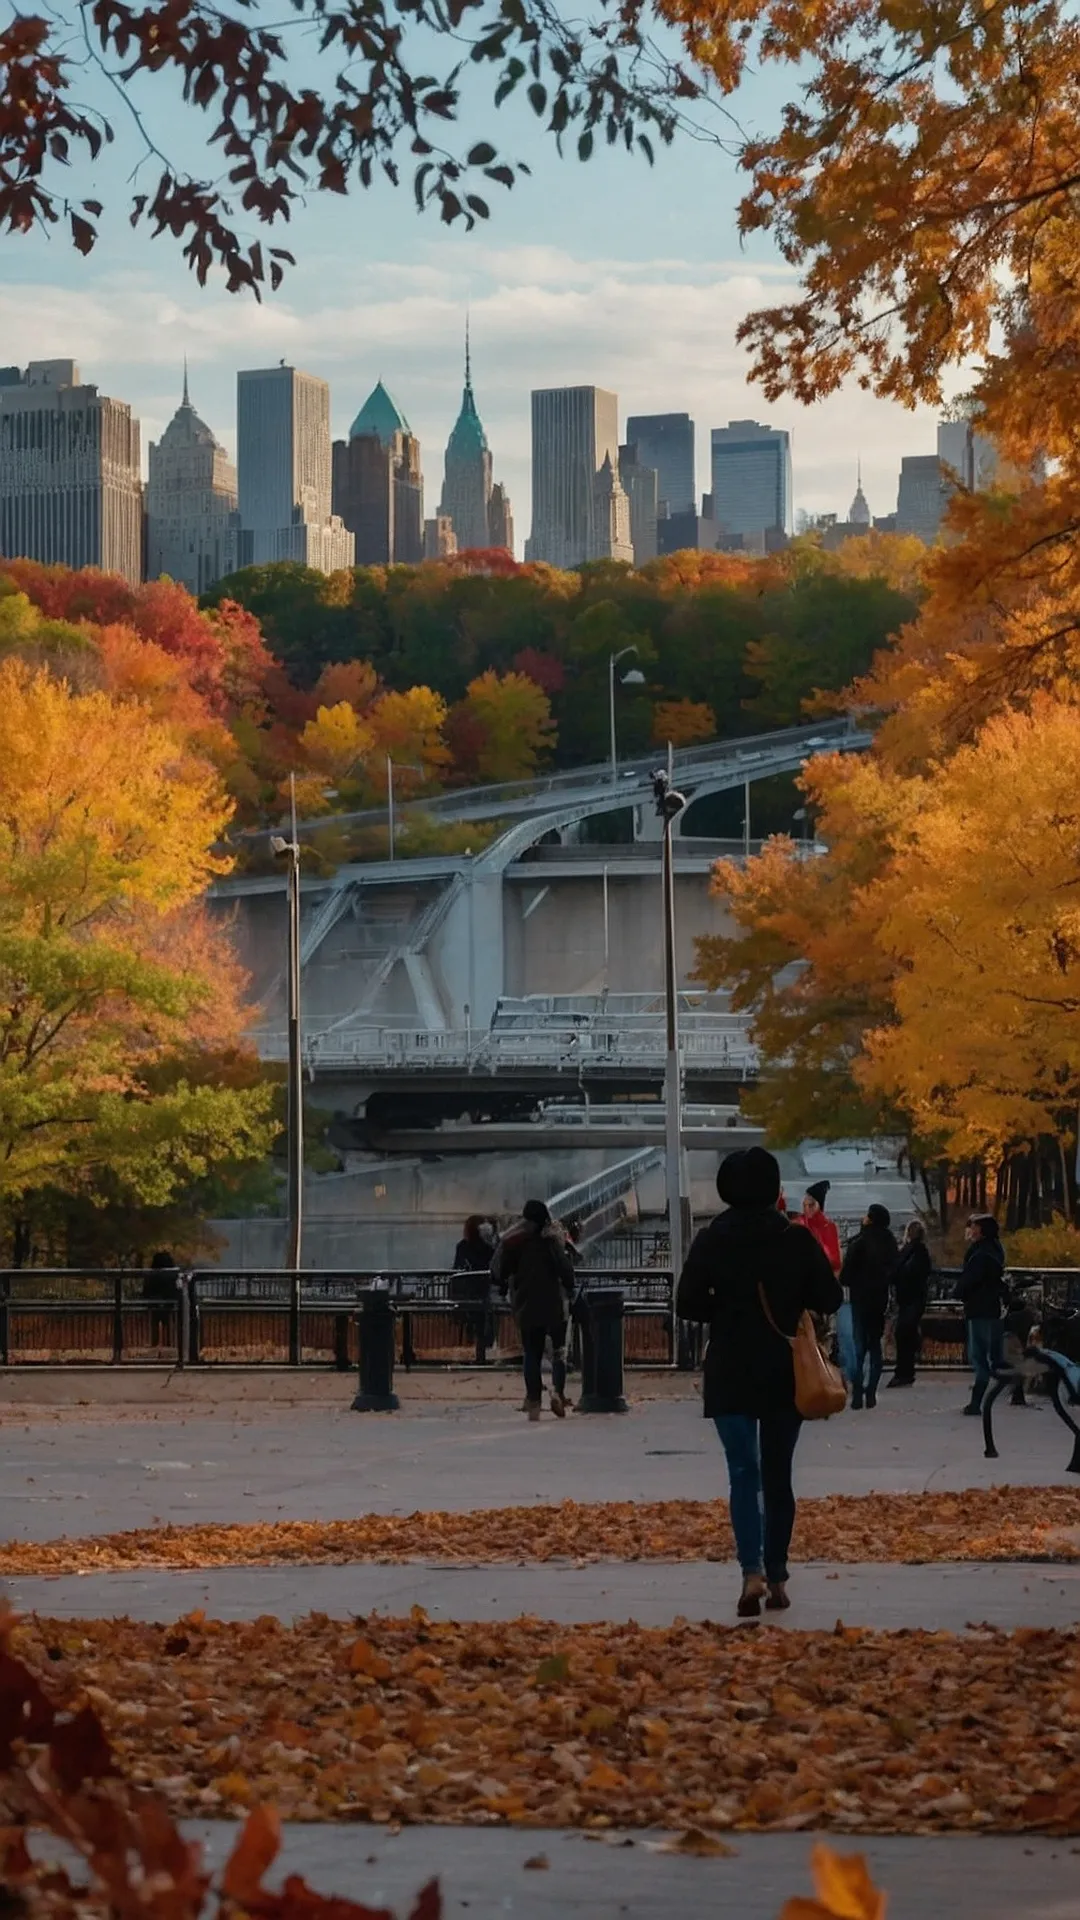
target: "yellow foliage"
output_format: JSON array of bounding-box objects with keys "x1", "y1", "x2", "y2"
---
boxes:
[{"x1": 652, "y1": 698, "x2": 715, "y2": 747}]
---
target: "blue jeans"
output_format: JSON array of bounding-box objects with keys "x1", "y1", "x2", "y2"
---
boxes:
[
  {"x1": 967, "y1": 1318, "x2": 1003, "y2": 1406},
  {"x1": 851, "y1": 1314, "x2": 883, "y2": 1404},
  {"x1": 713, "y1": 1412, "x2": 802, "y2": 1583},
  {"x1": 835, "y1": 1301, "x2": 857, "y2": 1383}
]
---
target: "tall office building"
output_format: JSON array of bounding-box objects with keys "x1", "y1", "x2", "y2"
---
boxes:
[
  {"x1": 618, "y1": 442, "x2": 659, "y2": 564},
  {"x1": 895, "y1": 454, "x2": 946, "y2": 541},
  {"x1": 332, "y1": 380, "x2": 423, "y2": 565},
  {"x1": 488, "y1": 482, "x2": 514, "y2": 556},
  {"x1": 527, "y1": 386, "x2": 633, "y2": 568},
  {"x1": 0, "y1": 360, "x2": 142, "y2": 584},
  {"x1": 146, "y1": 370, "x2": 238, "y2": 593},
  {"x1": 237, "y1": 364, "x2": 353, "y2": 572},
  {"x1": 710, "y1": 419, "x2": 794, "y2": 542},
  {"x1": 437, "y1": 329, "x2": 512, "y2": 553},
  {"x1": 624, "y1": 411, "x2": 695, "y2": 518},
  {"x1": 848, "y1": 463, "x2": 872, "y2": 528}
]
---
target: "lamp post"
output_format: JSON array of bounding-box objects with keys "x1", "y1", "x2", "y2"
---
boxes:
[
  {"x1": 271, "y1": 774, "x2": 303, "y2": 1325},
  {"x1": 651, "y1": 767, "x2": 689, "y2": 1277},
  {"x1": 609, "y1": 646, "x2": 645, "y2": 783},
  {"x1": 386, "y1": 756, "x2": 425, "y2": 861}
]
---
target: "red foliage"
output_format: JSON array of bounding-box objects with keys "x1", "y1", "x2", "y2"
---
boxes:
[
  {"x1": 0, "y1": 558, "x2": 135, "y2": 626},
  {"x1": 511, "y1": 646, "x2": 564, "y2": 694},
  {"x1": 439, "y1": 547, "x2": 520, "y2": 577},
  {"x1": 443, "y1": 703, "x2": 488, "y2": 784}
]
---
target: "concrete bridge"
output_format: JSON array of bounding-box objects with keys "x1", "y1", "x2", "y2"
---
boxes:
[{"x1": 214, "y1": 719, "x2": 868, "y2": 1104}]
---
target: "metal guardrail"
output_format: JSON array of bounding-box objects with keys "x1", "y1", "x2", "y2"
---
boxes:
[
  {"x1": 251, "y1": 1023, "x2": 759, "y2": 1074},
  {"x1": 6, "y1": 1263, "x2": 1077, "y2": 1371}
]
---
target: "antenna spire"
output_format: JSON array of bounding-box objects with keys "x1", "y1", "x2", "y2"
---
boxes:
[
  {"x1": 182, "y1": 356, "x2": 190, "y2": 407},
  {"x1": 464, "y1": 314, "x2": 472, "y2": 394}
]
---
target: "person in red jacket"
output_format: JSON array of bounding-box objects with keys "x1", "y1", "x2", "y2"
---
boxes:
[{"x1": 797, "y1": 1181, "x2": 842, "y2": 1276}]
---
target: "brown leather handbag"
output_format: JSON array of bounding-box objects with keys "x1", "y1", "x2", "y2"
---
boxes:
[{"x1": 758, "y1": 1284, "x2": 847, "y2": 1420}]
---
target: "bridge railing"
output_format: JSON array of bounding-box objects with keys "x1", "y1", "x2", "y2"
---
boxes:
[{"x1": 250, "y1": 1022, "x2": 760, "y2": 1074}]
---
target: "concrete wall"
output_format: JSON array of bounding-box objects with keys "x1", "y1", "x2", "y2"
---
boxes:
[{"x1": 503, "y1": 873, "x2": 733, "y2": 999}]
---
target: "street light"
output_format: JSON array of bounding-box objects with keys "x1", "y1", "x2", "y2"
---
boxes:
[
  {"x1": 609, "y1": 646, "x2": 646, "y2": 783},
  {"x1": 270, "y1": 773, "x2": 303, "y2": 1332},
  {"x1": 651, "y1": 767, "x2": 689, "y2": 1277}
]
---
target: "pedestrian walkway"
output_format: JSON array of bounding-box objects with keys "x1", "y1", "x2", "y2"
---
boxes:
[
  {"x1": 177, "y1": 1820, "x2": 1080, "y2": 1920},
  {"x1": 7, "y1": 1557, "x2": 1080, "y2": 1630}
]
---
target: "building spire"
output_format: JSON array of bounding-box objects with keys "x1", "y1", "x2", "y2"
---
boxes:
[
  {"x1": 464, "y1": 315, "x2": 472, "y2": 397},
  {"x1": 182, "y1": 356, "x2": 190, "y2": 408}
]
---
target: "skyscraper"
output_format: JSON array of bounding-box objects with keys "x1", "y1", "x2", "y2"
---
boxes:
[
  {"x1": 848, "y1": 463, "x2": 872, "y2": 529},
  {"x1": 527, "y1": 386, "x2": 633, "y2": 568},
  {"x1": 0, "y1": 360, "x2": 142, "y2": 584},
  {"x1": 146, "y1": 369, "x2": 238, "y2": 593},
  {"x1": 488, "y1": 482, "x2": 514, "y2": 556},
  {"x1": 332, "y1": 380, "x2": 423, "y2": 565},
  {"x1": 710, "y1": 419, "x2": 793, "y2": 542},
  {"x1": 618, "y1": 443, "x2": 659, "y2": 564},
  {"x1": 895, "y1": 454, "x2": 945, "y2": 541},
  {"x1": 439, "y1": 328, "x2": 491, "y2": 552},
  {"x1": 236, "y1": 364, "x2": 353, "y2": 572},
  {"x1": 624, "y1": 412, "x2": 695, "y2": 518}
]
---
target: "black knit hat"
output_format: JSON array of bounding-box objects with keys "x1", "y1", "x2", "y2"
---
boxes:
[
  {"x1": 804, "y1": 1180, "x2": 830, "y2": 1207},
  {"x1": 716, "y1": 1147, "x2": 782, "y2": 1209},
  {"x1": 867, "y1": 1203, "x2": 892, "y2": 1229}
]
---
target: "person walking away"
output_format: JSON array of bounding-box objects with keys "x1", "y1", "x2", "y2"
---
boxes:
[
  {"x1": 492, "y1": 1200, "x2": 575, "y2": 1420},
  {"x1": 450, "y1": 1216, "x2": 492, "y2": 1348},
  {"x1": 143, "y1": 1250, "x2": 179, "y2": 1349},
  {"x1": 1003, "y1": 1287, "x2": 1038, "y2": 1407},
  {"x1": 676, "y1": 1146, "x2": 841, "y2": 1618},
  {"x1": 958, "y1": 1215, "x2": 1009, "y2": 1414},
  {"x1": 887, "y1": 1220, "x2": 932, "y2": 1387},
  {"x1": 841, "y1": 1205, "x2": 898, "y2": 1409}
]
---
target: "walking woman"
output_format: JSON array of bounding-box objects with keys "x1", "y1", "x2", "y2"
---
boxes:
[
  {"x1": 841, "y1": 1205, "x2": 899, "y2": 1409},
  {"x1": 677, "y1": 1147, "x2": 841, "y2": 1618},
  {"x1": 887, "y1": 1220, "x2": 931, "y2": 1388}
]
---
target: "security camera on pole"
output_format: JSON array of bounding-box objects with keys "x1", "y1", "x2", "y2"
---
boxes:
[{"x1": 651, "y1": 764, "x2": 689, "y2": 1276}]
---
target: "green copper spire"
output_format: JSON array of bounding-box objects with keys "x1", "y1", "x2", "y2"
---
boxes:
[{"x1": 350, "y1": 379, "x2": 411, "y2": 445}]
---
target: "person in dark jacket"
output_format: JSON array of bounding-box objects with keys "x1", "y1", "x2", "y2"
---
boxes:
[
  {"x1": 886, "y1": 1219, "x2": 932, "y2": 1388},
  {"x1": 958, "y1": 1214, "x2": 1009, "y2": 1414},
  {"x1": 143, "y1": 1249, "x2": 179, "y2": 1348},
  {"x1": 492, "y1": 1200, "x2": 576, "y2": 1420},
  {"x1": 452, "y1": 1216, "x2": 493, "y2": 1273},
  {"x1": 450, "y1": 1217, "x2": 494, "y2": 1348},
  {"x1": 841, "y1": 1204, "x2": 899, "y2": 1409},
  {"x1": 676, "y1": 1146, "x2": 841, "y2": 1619}
]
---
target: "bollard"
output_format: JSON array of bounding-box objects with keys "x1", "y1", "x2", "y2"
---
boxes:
[
  {"x1": 577, "y1": 1287, "x2": 628, "y2": 1413},
  {"x1": 351, "y1": 1288, "x2": 400, "y2": 1411}
]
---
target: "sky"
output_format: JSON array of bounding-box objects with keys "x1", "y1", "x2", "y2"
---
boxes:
[{"x1": 0, "y1": 19, "x2": 943, "y2": 553}]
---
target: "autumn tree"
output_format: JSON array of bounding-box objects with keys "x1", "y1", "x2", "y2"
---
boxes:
[
  {"x1": 652, "y1": 699, "x2": 715, "y2": 747},
  {"x1": 450, "y1": 671, "x2": 556, "y2": 783},
  {"x1": 0, "y1": 660, "x2": 276, "y2": 1231}
]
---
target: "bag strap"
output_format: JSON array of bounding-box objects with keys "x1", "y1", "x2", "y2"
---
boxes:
[{"x1": 757, "y1": 1281, "x2": 795, "y2": 1348}]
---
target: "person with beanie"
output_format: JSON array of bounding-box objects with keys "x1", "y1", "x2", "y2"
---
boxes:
[
  {"x1": 840, "y1": 1204, "x2": 899, "y2": 1409},
  {"x1": 957, "y1": 1214, "x2": 1010, "y2": 1414},
  {"x1": 887, "y1": 1219, "x2": 932, "y2": 1387},
  {"x1": 796, "y1": 1181, "x2": 842, "y2": 1276},
  {"x1": 676, "y1": 1147, "x2": 842, "y2": 1619}
]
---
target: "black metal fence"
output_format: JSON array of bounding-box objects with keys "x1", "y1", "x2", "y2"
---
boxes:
[{"x1": 4, "y1": 1263, "x2": 1078, "y2": 1370}]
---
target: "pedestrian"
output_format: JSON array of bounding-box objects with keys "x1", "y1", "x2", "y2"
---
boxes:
[
  {"x1": 1003, "y1": 1288, "x2": 1038, "y2": 1407},
  {"x1": 958, "y1": 1215, "x2": 1010, "y2": 1414},
  {"x1": 796, "y1": 1182, "x2": 842, "y2": 1274},
  {"x1": 491, "y1": 1200, "x2": 576, "y2": 1420},
  {"x1": 841, "y1": 1204, "x2": 899, "y2": 1409},
  {"x1": 452, "y1": 1216, "x2": 493, "y2": 1273},
  {"x1": 143, "y1": 1250, "x2": 179, "y2": 1349},
  {"x1": 887, "y1": 1220, "x2": 931, "y2": 1387},
  {"x1": 676, "y1": 1146, "x2": 841, "y2": 1618}
]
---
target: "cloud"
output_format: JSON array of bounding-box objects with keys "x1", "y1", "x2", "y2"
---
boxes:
[{"x1": 0, "y1": 248, "x2": 939, "y2": 543}]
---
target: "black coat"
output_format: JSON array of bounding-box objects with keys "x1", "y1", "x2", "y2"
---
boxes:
[
  {"x1": 893, "y1": 1240, "x2": 931, "y2": 1327},
  {"x1": 841, "y1": 1223, "x2": 899, "y2": 1341},
  {"x1": 676, "y1": 1206, "x2": 841, "y2": 1417},
  {"x1": 957, "y1": 1238, "x2": 1008, "y2": 1321},
  {"x1": 493, "y1": 1221, "x2": 575, "y2": 1333},
  {"x1": 452, "y1": 1239, "x2": 492, "y2": 1274}
]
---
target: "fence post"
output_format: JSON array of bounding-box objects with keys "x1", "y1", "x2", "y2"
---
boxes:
[
  {"x1": 676, "y1": 1315, "x2": 697, "y2": 1370},
  {"x1": 333, "y1": 1312, "x2": 352, "y2": 1371},
  {"x1": 187, "y1": 1275, "x2": 201, "y2": 1365},
  {"x1": 352, "y1": 1289, "x2": 400, "y2": 1411},
  {"x1": 176, "y1": 1274, "x2": 189, "y2": 1370},
  {"x1": 112, "y1": 1273, "x2": 124, "y2": 1364},
  {"x1": 0, "y1": 1274, "x2": 9, "y2": 1367},
  {"x1": 289, "y1": 1271, "x2": 301, "y2": 1366},
  {"x1": 577, "y1": 1287, "x2": 628, "y2": 1413}
]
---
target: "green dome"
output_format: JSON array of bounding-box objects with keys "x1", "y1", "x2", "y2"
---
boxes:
[{"x1": 350, "y1": 379, "x2": 411, "y2": 444}]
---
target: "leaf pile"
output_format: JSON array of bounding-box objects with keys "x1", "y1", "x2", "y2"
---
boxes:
[
  {"x1": 4, "y1": 1487, "x2": 1079, "y2": 1576},
  {"x1": 15, "y1": 1611, "x2": 1080, "y2": 1834},
  {"x1": 0, "y1": 1605, "x2": 439, "y2": 1920}
]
